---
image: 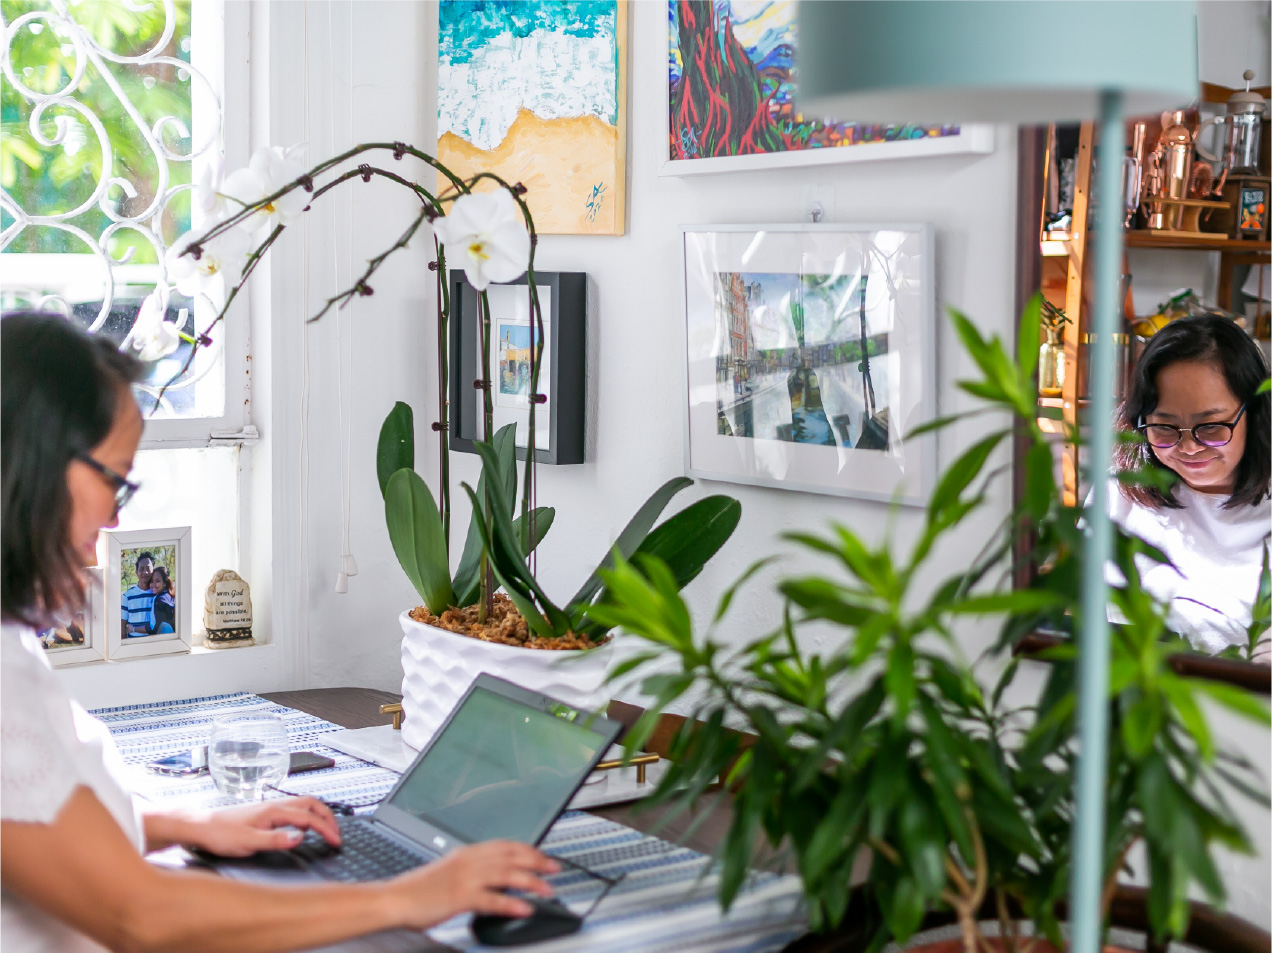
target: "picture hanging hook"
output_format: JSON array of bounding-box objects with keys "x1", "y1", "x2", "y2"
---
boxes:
[{"x1": 809, "y1": 202, "x2": 824, "y2": 224}]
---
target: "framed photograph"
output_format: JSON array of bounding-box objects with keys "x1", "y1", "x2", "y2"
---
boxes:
[
  {"x1": 450, "y1": 272, "x2": 586, "y2": 466},
  {"x1": 681, "y1": 224, "x2": 936, "y2": 504},
  {"x1": 104, "y1": 527, "x2": 193, "y2": 660},
  {"x1": 40, "y1": 566, "x2": 105, "y2": 666},
  {"x1": 661, "y1": 0, "x2": 993, "y2": 176}
]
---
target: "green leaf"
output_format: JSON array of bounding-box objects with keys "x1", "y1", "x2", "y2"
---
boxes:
[
  {"x1": 569, "y1": 477, "x2": 694, "y2": 607},
  {"x1": 384, "y1": 469, "x2": 454, "y2": 615},
  {"x1": 1194, "y1": 681, "x2": 1271, "y2": 725},
  {"x1": 946, "y1": 589, "x2": 1065, "y2": 615},
  {"x1": 898, "y1": 797, "x2": 946, "y2": 900},
  {"x1": 1023, "y1": 438, "x2": 1054, "y2": 520},
  {"x1": 886, "y1": 641, "x2": 916, "y2": 720},
  {"x1": 927, "y1": 431, "x2": 1005, "y2": 519},
  {"x1": 1120, "y1": 694, "x2": 1162, "y2": 759},
  {"x1": 627, "y1": 495, "x2": 742, "y2": 590},
  {"x1": 1017, "y1": 293, "x2": 1042, "y2": 379},
  {"x1": 376, "y1": 401, "x2": 414, "y2": 498},
  {"x1": 1161, "y1": 676, "x2": 1213, "y2": 762},
  {"x1": 713, "y1": 556, "x2": 777, "y2": 624},
  {"x1": 1258, "y1": 378, "x2": 1270, "y2": 395}
]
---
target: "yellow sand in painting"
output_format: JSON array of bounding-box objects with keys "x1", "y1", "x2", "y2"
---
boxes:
[{"x1": 438, "y1": 109, "x2": 624, "y2": 236}]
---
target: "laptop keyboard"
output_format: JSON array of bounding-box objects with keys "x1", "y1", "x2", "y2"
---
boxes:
[{"x1": 296, "y1": 817, "x2": 431, "y2": 882}]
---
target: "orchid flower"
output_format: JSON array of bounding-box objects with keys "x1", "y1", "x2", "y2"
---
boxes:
[
  {"x1": 221, "y1": 143, "x2": 309, "y2": 237},
  {"x1": 126, "y1": 288, "x2": 182, "y2": 362},
  {"x1": 193, "y1": 159, "x2": 228, "y2": 222},
  {"x1": 164, "y1": 220, "x2": 251, "y2": 299},
  {"x1": 433, "y1": 190, "x2": 531, "y2": 291}
]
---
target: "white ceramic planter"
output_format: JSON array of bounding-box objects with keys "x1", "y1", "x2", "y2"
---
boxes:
[{"x1": 398, "y1": 610, "x2": 614, "y2": 751}]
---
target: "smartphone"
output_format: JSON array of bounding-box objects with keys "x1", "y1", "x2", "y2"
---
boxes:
[
  {"x1": 288, "y1": 751, "x2": 335, "y2": 775},
  {"x1": 147, "y1": 750, "x2": 209, "y2": 777}
]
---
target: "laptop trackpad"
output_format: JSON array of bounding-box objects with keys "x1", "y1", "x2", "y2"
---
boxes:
[{"x1": 213, "y1": 853, "x2": 323, "y2": 885}]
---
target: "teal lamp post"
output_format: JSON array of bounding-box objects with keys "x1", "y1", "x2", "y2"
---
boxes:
[{"x1": 796, "y1": 3, "x2": 1197, "y2": 951}]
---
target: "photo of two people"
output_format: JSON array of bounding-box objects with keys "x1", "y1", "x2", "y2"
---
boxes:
[{"x1": 120, "y1": 547, "x2": 177, "y2": 638}]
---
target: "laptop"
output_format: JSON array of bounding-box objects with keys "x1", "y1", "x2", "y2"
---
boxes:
[{"x1": 207, "y1": 674, "x2": 623, "y2": 885}]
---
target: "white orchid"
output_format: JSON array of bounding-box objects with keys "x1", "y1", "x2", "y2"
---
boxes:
[
  {"x1": 164, "y1": 219, "x2": 251, "y2": 299},
  {"x1": 127, "y1": 289, "x2": 182, "y2": 362},
  {"x1": 193, "y1": 159, "x2": 228, "y2": 222},
  {"x1": 433, "y1": 190, "x2": 531, "y2": 291},
  {"x1": 221, "y1": 143, "x2": 309, "y2": 237}
]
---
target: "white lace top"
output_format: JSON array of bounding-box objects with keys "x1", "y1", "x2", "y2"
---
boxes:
[{"x1": 1, "y1": 623, "x2": 144, "y2": 953}]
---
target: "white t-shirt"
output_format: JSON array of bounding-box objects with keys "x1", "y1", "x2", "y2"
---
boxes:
[
  {"x1": 1, "y1": 624, "x2": 145, "y2": 953},
  {"x1": 1105, "y1": 480, "x2": 1272, "y2": 656}
]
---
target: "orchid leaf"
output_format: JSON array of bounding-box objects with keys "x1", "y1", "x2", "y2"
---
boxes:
[
  {"x1": 376, "y1": 401, "x2": 414, "y2": 498},
  {"x1": 384, "y1": 469, "x2": 454, "y2": 615}
]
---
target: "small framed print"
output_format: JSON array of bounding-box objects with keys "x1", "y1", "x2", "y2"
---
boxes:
[
  {"x1": 104, "y1": 527, "x2": 193, "y2": 660},
  {"x1": 680, "y1": 224, "x2": 937, "y2": 504},
  {"x1": 450, "y1": 272, "x2": 586, "y2": 465},
  {"x1": 40, "y1": 567, "x2": 106, "y2": 666}
]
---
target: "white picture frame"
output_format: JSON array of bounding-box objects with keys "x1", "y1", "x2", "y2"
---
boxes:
[
  {"x1": 487, "y1": 283, "x2": 554, "y2": 451},
  {"x1": 680, "y1": 224, "x2": 937, "y2": 505},
  {"x1": 104, "y1": 527, "x2": 193, "y2": 660},
  {"x1": 41, "y1": 567, "x2": 106, "y2": 666}
]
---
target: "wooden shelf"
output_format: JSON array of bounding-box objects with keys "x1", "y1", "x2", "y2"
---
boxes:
[{"x1": 1125, "y1": 232, "x2": 1271, "y2": 253}]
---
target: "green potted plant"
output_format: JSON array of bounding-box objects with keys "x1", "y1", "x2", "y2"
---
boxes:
[
  {"x1": 585, "y1": 299, "x2": 1270, "y2": 953},
  {"x1": 172, "y1": 141, "x2": 742, "y2": 749}
]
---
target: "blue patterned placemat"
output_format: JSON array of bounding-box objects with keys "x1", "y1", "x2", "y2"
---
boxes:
[{"x1": 95, "y1": 692, "x2": 806, "y2": 952}]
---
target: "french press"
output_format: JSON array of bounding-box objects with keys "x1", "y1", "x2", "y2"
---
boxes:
[{"x1": 1199, "y1": 70, "x2": 1266, "y2": 175}]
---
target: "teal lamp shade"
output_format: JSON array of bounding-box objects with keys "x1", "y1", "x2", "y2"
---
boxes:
[{"x1": 797, "y1": 1, "x2": 1198, "y2": 122}]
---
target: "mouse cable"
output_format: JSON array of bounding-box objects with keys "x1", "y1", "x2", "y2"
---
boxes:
[
  {"x1": 264, "y1": 782, "x2": 385, "y2": 817},
  {"x1": 544, "y1": 854, "x2": 628, "y2": 919}
]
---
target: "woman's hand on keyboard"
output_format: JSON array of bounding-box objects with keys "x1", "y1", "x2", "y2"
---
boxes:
[
  {"x1": 390, "y1": 841, "x2": 561, "y2": 929},
  {"x1": 145, "y1": 796, "x2": 342, "y2": 857}
]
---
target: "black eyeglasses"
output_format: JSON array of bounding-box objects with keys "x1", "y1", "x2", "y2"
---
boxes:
[
  {"x1": 1137, "y1": 404, "x2": 1246, "y2": 450},
  {"x1": 74, "y1": 453, "x2": 140, "y2": 514}
]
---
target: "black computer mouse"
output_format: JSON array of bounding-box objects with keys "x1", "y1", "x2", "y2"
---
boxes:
[{"x1": 470, "y1": 896, "x2": 583, "y2": 947}]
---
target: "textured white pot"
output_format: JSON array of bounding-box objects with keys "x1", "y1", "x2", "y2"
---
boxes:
[{"x1": 398, "y1": 610, "x2": 614, "y2": 751}]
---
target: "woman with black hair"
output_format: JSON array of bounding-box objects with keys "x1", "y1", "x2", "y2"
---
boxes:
[
  {"x1": 148, "y1": 565, "x2": 176, "y2": 634},
  {"x1": 1112, "y1": 314, "x2": 1271, "y2": 658},
  {"x1": 1, "y1": 313, "x2": 558, "y2": 952}
]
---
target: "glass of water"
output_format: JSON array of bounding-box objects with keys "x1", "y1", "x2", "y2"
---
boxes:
[{"x1": 208, "y1": 712, "x2": 290, "y2": 801}]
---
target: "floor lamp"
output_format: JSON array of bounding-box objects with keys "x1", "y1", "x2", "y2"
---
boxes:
[{"x1": 796, "y1": 3, "x2": 1199, "y2": 951}]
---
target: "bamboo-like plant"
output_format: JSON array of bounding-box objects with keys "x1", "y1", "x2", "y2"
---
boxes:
[{"x1": 586, "y1": 298, "x2": 1270, "y2": 951}]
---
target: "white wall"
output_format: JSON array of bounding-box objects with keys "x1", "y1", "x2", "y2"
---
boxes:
[{"x1": 268, "y1": 0, "x2": 1266, "y2": 933}]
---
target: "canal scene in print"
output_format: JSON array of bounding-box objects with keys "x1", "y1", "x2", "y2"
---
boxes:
[{"x1": 714, "y1": 271, "x2": 891, "y2": 450}]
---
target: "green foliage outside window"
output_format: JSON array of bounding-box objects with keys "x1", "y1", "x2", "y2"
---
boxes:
[{"x1": 1, "y1": 0, "x2": 193, "y2": 262}]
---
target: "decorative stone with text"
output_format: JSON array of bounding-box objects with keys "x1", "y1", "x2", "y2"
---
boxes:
[{"x1": 203, "y1": 570, "x2": 254, "y2": 648}]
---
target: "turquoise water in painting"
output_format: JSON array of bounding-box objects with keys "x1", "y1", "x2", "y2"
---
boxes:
[{"x1": 439, "y1": 0, "x2": 619, "y2": 151}]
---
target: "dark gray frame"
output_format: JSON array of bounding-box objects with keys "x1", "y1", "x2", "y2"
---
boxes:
[{"x1": 449, "y1": 272, "x2": 586, "y2": 465}]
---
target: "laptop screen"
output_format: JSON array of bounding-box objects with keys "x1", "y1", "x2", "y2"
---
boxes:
[{"x1": 384, "y1": 683, "x2": 609, "y2": 844}]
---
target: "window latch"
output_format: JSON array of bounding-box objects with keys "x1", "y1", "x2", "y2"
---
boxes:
[{"x1": 208, "y1": 425, "x2": 260, "y2": 447}]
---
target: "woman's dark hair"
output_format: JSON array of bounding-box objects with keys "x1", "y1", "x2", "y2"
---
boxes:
[
  {"x1": 1115, "y1": 314, "x2": 1270, "y2": 509},
  {"x1": 151, "y1": 565, "x2": 174, "y2": 596},
  {"x1": 2, "y1": 313, "x2": 144, "y2": 627}
]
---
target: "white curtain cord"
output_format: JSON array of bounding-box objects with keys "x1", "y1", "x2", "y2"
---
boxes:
[
  {"x1": 298, "y1": 1, "x2": 313, "y2": 683},
  {"x1": 332, "y1": 0, "x2": 357, "y2": 592}
]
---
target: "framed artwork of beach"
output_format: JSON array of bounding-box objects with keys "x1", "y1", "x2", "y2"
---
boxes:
[
  {"x1": 104, "y1": 526, "x2": 193, "y2": 660},
  {"x1": 662, "y1": 0, "x2": 993, "y2": 176},
  {"x1": 450, "y1": 272, "x2": 587, "y2": 465},
  {"x1": 680, "y1": 224, "x2": 937, "y2": 504},
  {"x1": 438, "y1": 0, "x2": 629, "y2": 235}
]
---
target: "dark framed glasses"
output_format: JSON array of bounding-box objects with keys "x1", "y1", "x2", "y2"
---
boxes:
[
  {"x1": 74, "y1": 453, "x2": 140, "y2": 514},
  {"x1": 1137, "y1": 404, "x2": 1246, "y2": 450}
]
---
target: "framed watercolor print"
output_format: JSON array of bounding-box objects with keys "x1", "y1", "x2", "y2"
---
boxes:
[
  {"x1": 661, "y1": 0, "x2": 992, "y2": 175},
  {"x1": 437, "y1": 0, "x2": 628, "y2": 234},
  {"x1": 41, "y1": 566, "x2": 105, "y2": 666},
  {"x1": 104, "y1": 527, "x2": 193, "y2": 659},
  {"x1": 680, "y1": 224, "x2": 936, "y2": 504},
  {"x1": 450, "y1": 272, "x2": 586, "y2": 465}
]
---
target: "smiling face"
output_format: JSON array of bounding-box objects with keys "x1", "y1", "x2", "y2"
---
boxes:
[
  {"x1": 1145, "y1": 360, "x2": 1246, "y2": 496},
  {"x1": 64, "y1": 386, "x2": 142, "y2": 565}
]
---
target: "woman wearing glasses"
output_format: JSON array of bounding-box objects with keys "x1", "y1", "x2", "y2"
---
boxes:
[
  {"x1": 1, "y1": 314, "x2": 558, "y2": 953},
  {"x1": 1113, "y1": 314, "x2": 1271, "y2": 658}
]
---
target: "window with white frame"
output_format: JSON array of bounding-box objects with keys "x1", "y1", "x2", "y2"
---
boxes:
[{"x1": 2, "y1": 0, "x2": 250, "y2": 663}]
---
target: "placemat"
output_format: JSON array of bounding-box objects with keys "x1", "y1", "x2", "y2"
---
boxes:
[{"x1": 93, "y1": 691, "x2": 806, "y2": 952}]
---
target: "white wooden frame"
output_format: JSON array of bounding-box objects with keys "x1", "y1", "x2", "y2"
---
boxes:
[
  {"x1": 679, "y1": 223, "x2": 938, "y2": 505},
  {"x1": 104, "y1": 527, "x2": 194, "y2": 660},
  {"x1": 43, "y1": 567, "x2": 107, "y2": 667}
]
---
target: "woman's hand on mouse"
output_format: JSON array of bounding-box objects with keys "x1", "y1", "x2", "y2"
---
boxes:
[
  {"x1": 143, "y1": 796, "x2": 342, "y2": 856},
  {"x1": 390, "y1": 841, "x2": 561, "y2": 930}
]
